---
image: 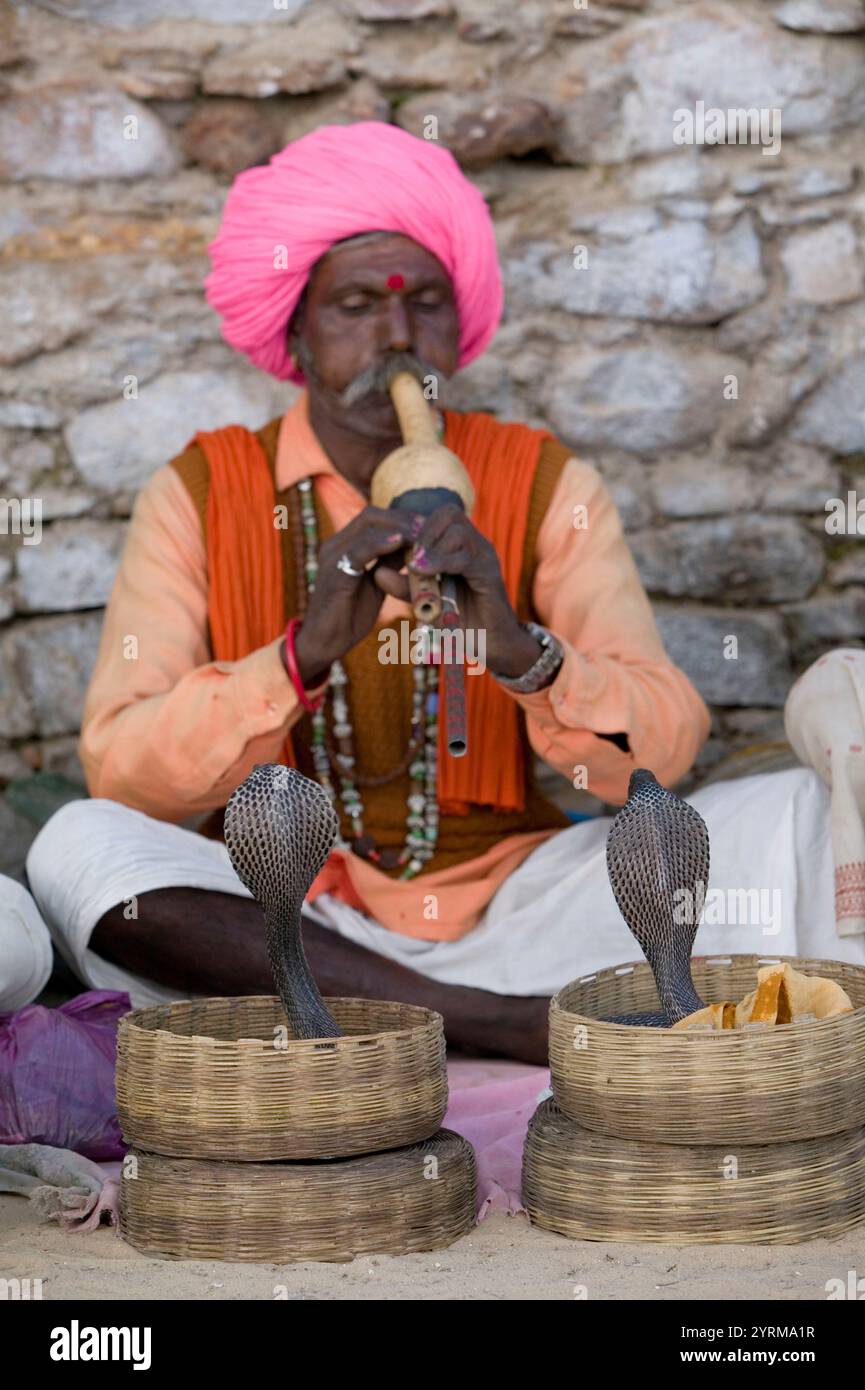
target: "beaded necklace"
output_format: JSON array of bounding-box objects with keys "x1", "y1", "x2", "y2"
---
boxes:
[{"x1": 295, "y1": 412, "x2": 447, "y2": 880}]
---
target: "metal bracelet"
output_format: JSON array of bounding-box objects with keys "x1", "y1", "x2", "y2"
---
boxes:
[{"x1": 491, "y1": 621, "x2": 564, "y2": 694}]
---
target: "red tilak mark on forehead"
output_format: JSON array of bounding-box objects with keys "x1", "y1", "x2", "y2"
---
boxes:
[{"x1": 386, "y1": 273, "x2": 405, "y2": 290}]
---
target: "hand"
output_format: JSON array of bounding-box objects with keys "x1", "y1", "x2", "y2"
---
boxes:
[
  {"x1": 406, "y1": 504, "x2": 542, "y2": 677},
  {"x1": 292, "y1": 506, "x2": 422, "y2": 686}
]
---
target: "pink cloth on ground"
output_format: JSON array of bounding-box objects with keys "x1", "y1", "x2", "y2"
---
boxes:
[
  {"x1": 65, "y1": 1161, "x2": 120, "y2": 1233},
  {"x1": 444, "y1": 1057, "x2": 550, "y2": 1219}
]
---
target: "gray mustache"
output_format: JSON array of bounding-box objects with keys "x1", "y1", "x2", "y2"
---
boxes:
[{"x1": 339, "y1": 351, "x2": 443, "y2": 408}]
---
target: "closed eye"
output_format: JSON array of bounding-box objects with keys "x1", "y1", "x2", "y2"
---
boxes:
[{"x1": 339, "y1": 298, "x2": 446, "y2": 315}]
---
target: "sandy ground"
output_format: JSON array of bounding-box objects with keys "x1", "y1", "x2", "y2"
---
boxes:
[{"x1": 2, "y1": 1195, "x2": 863, "y2": 1300}]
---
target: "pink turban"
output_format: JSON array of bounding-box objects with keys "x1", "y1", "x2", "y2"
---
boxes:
[{"x1": 205, "y1": 121, "x2": 503, "y2": 385}]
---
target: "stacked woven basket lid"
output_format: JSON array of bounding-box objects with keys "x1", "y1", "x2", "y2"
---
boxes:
[
  {"x1": 117, "y1": 994, "x2": 476, "y2": 1263},
  {"x1": 522, "y1": 953, "x2": 865, "y2": 1245}
]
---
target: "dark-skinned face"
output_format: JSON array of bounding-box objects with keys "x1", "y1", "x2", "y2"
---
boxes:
[{"x1": 288, "y1": 233, "x2": 460, "y2": 441}]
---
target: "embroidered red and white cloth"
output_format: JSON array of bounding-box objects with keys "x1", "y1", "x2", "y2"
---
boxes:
[{"x1": 786, "y1": 648, "x2": 865, "y2": 937}]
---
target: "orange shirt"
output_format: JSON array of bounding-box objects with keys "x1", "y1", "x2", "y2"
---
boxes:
[{"x1": 79, "y1": 392, "x2": 710, "y2": 940}]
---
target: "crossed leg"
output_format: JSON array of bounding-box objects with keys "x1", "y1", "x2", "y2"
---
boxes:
[{"x1": 90, "y1": 886, "x2": 551, "y2": 1064}]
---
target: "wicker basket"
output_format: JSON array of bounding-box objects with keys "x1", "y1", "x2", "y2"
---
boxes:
[
  {"x1": 120, "y1": 1129, "x2": 476, "y2": 1263},
  {"x1": 116, "y1": 996, "x2": 447, "y2": 1160},
  {"x1": 523, "y1": 1099, "x2": 865, "y2": 1245},
  {"x1": 549, "y1": 955, "x2": 865, "y2": 1145}
]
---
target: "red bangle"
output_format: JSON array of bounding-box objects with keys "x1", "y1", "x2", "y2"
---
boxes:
[{"x1": 283, "y1": 617, "x2": 328, "y2": 713}]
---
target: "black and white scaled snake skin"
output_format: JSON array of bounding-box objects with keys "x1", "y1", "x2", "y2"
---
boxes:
[
  {"x1": 223, "y1": 764, "x2": 708, "y2": 1037},
  {"x1": 604, "y1": 768, "x2": 709, "y2": 1027},
  {"x1": 224, "y1": 764, "x2": 343, "y2": 1040}
]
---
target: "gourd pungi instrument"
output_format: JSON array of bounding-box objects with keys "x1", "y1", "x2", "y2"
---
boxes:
[{"x1": 372, "y1": 370, "x2": 475, "y2": 758}]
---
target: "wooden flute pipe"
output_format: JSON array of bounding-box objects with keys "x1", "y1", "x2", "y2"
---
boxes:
[
  {"x1": 440, "y1": 575, "x2": 468, "y2": 758},
  {"x1": 372, "y1": 371, "x2": 476, "y2": 626}
]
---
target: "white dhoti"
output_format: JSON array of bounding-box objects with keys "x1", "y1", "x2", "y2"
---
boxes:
[
  {"x1": 19, "y1": 765, "x2": 865, "y2": 1010},
  {"x1": 0, "y1": 875, "x2": 54, "y2": 1012}
]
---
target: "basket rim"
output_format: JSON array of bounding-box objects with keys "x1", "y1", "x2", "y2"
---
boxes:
[
  {"x1": 122, "y1": 1126, "x2": 471, "y2": 1178},
  {"x1": 550, "y1": 953, "x2": 865, "y2": 1037},
  {"x1": 118, "y1": 993, "x2": 444, "y2": 1052}
]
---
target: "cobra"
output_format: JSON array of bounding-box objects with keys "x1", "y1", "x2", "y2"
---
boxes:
[
  {"x1": 604, "y1": 768, "x2": 708, "y2": 1027},
  {"x1": 224, "y1": 763, "x2": 343, "y2": 1040}
]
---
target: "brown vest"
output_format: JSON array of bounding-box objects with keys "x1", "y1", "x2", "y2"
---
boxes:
[{"x1": 171, "y1": 413, "x2": 571, "y2": 874}]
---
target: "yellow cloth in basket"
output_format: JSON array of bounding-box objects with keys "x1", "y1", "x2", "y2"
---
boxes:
[{"x1": 673, "y1": 962, "x2": 853, "y2": 1031}]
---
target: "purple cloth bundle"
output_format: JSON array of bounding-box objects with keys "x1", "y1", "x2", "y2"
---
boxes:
[{"x1": 0, "y1": 990, "x2": 130, "y2": 1161}]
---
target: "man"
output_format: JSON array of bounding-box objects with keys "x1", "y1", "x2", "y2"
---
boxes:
[{"x1": 21, "y1": 122, "x2": 721, "y2": 1060}]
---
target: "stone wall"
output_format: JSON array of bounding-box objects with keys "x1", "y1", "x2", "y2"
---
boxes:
[{"x1": 1, "y1": 0, "x2": 864, "y2": 870}]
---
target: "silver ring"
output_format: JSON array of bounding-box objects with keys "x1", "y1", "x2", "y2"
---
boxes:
[{"x1": 336, "y1": 553, "x2": 364, "y2": 578}]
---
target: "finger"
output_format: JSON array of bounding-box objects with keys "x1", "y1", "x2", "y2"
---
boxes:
[
  {"x1": 411, "y1": 525, "x2": 492, "y2": 577},
  {"x1": 410, "y1": 503, "x2": 468, "y2": 553},
  {"x1": 337, "y1": 508, "x2": 419, "y2": 544},
  {"x1": 413, "y1": 545, "x2": 477, "y2": 579},
  {"x1": 323, "y1": 526, "x2": 412, "y2": 578},
  {"x1": 372, "y1": 564, "x2": 411, "y2": 601},
  {"x1": 409, "y1": 517, "x2": 476, "y2": 572}
]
